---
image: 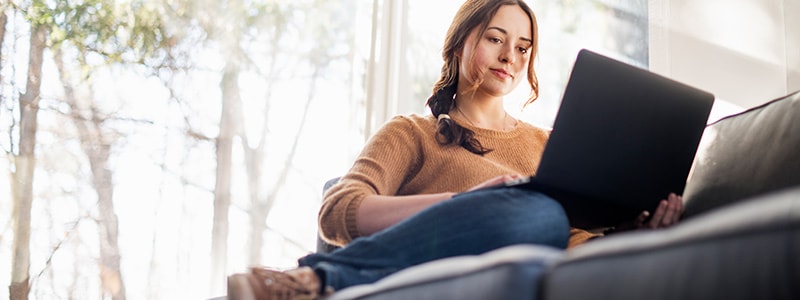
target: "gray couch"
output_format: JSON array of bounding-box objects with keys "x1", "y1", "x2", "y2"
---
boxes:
[{"x1": 322, "y1": 90, "x2": 800, "y2": 300}]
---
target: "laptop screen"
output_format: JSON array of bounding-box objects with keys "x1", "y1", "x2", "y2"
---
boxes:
[{"x1": 532, "y1": 49, "x2": 714, "y2": 228}]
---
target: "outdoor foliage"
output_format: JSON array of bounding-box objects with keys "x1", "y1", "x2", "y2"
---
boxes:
[{"x1": 1, "y1": 0, "x2": 364, "y2": 299}]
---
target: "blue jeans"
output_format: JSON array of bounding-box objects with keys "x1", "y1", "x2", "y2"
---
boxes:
[{"x1": 298, "y1": 187, "x2": 570, "y2": 291}]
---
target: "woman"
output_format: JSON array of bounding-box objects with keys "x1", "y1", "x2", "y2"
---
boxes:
[{"x1": 229, "y1": 0, "x2": 683, "y2": 299}]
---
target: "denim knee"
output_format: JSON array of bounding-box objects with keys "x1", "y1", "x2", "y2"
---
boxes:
[{"x1": 458, "y1": 187, "x2": 570, "y2": 249}]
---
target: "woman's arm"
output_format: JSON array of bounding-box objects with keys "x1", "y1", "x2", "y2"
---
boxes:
[
  {"x1": 356, "y1": 192, "x2": 456, "y2": 236},
  {"x1": 355, "y1": 174, "x2": 524, "y2": 236},
  {"x1": 319, "y1": 117, "x2": 425, "y2": 245}
]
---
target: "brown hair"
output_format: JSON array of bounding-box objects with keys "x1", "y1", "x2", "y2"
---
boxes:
[{"x1": 426, "y1": 0, "x2": 539, "y2": 155}]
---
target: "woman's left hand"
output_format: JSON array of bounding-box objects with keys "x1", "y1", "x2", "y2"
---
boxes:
[{"x1": 633, "y1": 193, "x2": 683, "y2": 229}]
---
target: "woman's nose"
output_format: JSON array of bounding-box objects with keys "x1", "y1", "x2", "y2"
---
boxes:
[{"x1": 499, "y1": 47, "x2": 515, "y2": 64}]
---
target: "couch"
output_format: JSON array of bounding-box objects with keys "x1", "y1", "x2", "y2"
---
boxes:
[{"x1": 319, "y1": 90, "x2": 800, "y2": 300}]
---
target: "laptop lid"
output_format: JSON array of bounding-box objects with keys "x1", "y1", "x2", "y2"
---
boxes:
[{"x1": 530, "y1": 49, "x2": 714, "y2": 228}]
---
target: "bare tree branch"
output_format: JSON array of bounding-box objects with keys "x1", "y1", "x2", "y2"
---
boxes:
[{"x1": 31, "y1": 217, "x2": 86, "y2": 283}]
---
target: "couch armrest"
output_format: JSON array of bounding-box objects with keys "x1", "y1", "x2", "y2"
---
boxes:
[
  {"x1": 542, "y1": 187, "x2": 800, "y2": 300},
  {"x1": 330, "y1": 244, "x2": 563, "y2": 300}
]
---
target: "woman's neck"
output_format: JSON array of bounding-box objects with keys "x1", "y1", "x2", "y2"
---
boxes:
[{"x1": 452, "y1": 92, "x2": 516, "y2": 131}]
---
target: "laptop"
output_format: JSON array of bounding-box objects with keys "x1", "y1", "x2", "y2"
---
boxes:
[{"x1": 507, "y1": 49, "x2": 715, "y2": 229}]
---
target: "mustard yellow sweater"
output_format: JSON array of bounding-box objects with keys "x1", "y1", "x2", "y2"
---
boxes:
[{"x1": 320, "y1": 114, "x2": 597, "y2": 248}]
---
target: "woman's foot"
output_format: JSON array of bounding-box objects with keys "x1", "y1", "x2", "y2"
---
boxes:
[{"x1": 228, "y1": 266, "x2": 331, "y2": 300}]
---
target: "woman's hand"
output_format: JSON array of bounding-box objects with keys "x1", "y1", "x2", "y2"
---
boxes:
[
  {"x1": 465, "y1": 174, "x2": 526, "y2": 192},
  {"x1": 635, "y1": 193, "x2": 683, "y2": 229},
  {"x1": 607, "y1": 193, "x2": 683, "y2": 234}
]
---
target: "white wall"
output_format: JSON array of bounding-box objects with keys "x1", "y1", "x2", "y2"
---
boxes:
[
  {"x1": 787, "y1": 0, "x2": 800, "y2": 91},
  {"x1": 650, "y1": 0, "x2": 799, "y2": 114}
]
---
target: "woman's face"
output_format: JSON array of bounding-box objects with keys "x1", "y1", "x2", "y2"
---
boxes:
[{"x1": 459, "y1": 4, "x2": 532, "y2": 99}]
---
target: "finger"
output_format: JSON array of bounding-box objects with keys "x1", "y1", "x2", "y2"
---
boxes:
[
  {"x1": 648, "y1": 200, "x2": 668, "y2": 229},
  {"x1": 666, "y1": 194, "x2": 683, "y2": 225},
  {"x1": 476, "y1": 175, "x2": 514, "y2": 191},
  {"x1": 670, "y1": 195, "x2": 683, "y2": 224},
  {"x1": 636, "y1": 211, "x2": 649, "y2": 225},
  {"x1": 634, "y1": 210, "x2": 649, "y2": 228},
  {"x1": 493, "y1": 175, "x2": 511, "y2": 185},
  {"x1": 504, "y1": 174, "x2": 522, "y2": 181},
  {"x1": 660, "y1": 194, "x2": 678, "y2": 226},
  {"x1": 674, "y1": 194, "x2": 684, "y2": 222}
]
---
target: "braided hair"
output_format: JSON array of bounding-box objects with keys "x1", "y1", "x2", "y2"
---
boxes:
[{"x1": 427, "y1": 84, "x2": 491, "y2": 155}]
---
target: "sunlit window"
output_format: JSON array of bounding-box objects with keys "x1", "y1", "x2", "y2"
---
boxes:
[{"x1": 1, "y1": 1, "x2": 373, "y2": 298}]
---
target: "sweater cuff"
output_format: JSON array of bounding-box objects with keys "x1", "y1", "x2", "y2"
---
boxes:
[
  {"x1": 567, "y1": 227, "x2": 601, "y2": 248},
  {"x1": 344, "y1": 195, "x2": 365, "y2": 242}
]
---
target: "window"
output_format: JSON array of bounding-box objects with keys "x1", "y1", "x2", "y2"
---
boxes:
[{"x1": 1, "y1": 1, "x2": 373, "y2": 298}]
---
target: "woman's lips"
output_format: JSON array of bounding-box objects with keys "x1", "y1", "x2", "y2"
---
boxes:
[{"x1": 491, "y1": 68, "x2": 512, "y2": 80}]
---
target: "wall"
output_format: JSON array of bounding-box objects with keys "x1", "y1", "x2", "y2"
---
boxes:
[
  {"x1": 788, "y1": 0, "x2": 800, "y2": 91},
  {"x1": 650, "y1": 0, "x2": 799, "y2": 114}
]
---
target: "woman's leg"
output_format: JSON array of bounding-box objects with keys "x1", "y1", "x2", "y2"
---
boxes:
[{"x1": 299, "y1": 188, "x2": 569, "y2": 290}]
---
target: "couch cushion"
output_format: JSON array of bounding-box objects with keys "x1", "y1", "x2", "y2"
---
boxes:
[
  {"x1": 683, "y1": 90, "x2": 800, "y2": 218},
  {"x1": 327, "y1": 244, "x2": 563, "y2": 300},
  {"x1": 542, "y1": 186, "x2": 800, "y2": 300}
]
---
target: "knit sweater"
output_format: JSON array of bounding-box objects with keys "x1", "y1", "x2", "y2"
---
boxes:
[{"x1": 320, "y1": 114, "x2": 598, "y2": 248}]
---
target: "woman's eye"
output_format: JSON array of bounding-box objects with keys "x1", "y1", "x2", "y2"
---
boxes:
[
  {"x1": 518, "y1": 47, "x2": 528, "y2": 54},
  {"x1": 488, "y1": 37, "x2": 502, "y2": 44}
]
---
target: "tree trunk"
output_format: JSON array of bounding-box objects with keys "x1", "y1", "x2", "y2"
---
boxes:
[
  {"x1": 87, "y1": 142, "x2": 126, "y2": 300},
  {"x1": 54, "y1": 49, "x2": 127, "y2": 300},
  {"x1": 243, "y1": 146, "x2": 266, "y2": 265},
  {"x1": 0, "y1": 11, "x2": 7, "y2": 87},
  {"x1": 10, "y1": 24, "x2": 47, "y2": 300},
  {"x1": 210, "y1": 64, "x2": 239, "y2": 294},
  {"x1": 242, "y1": 25, "x2": 278, "y2": 267},
  {"x1": 246, "y1": 67, "x2": 319, "y2": 265}
]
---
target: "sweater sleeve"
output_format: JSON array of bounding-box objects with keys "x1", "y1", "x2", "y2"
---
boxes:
[
  {"x1": 319, "y1": 116, "x2": 423, "y2": 246},
  {"x1": 567, "y1": 227, "x2": 601, "y2": 248}
]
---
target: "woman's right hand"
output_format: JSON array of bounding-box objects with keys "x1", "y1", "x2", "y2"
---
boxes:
[{"x1": 465, "y1": 174, "x2": 526, "y2": 192}]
